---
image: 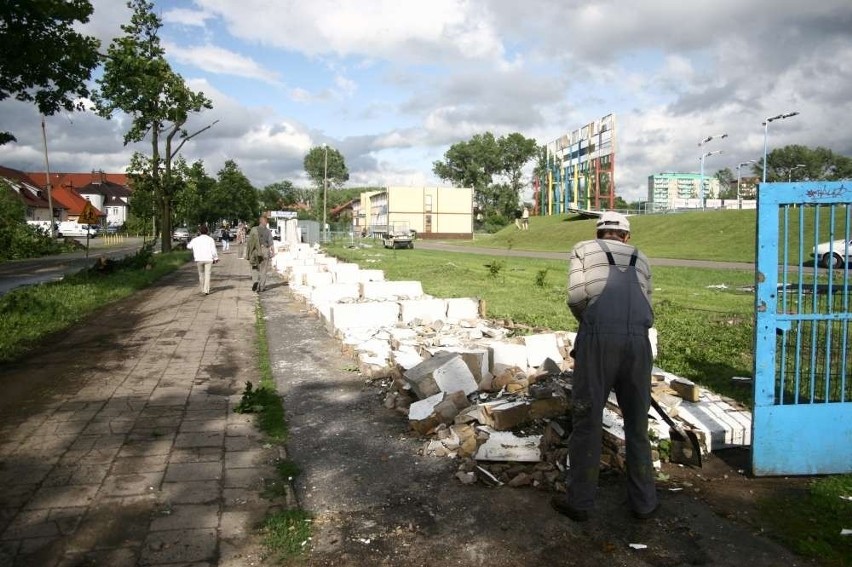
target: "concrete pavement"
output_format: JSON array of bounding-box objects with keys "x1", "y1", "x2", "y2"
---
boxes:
[{"x1": 0, "y1": 250, "x2": 280, "y2": 566}]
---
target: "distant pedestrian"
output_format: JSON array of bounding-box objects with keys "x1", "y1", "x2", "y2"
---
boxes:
[
  {"x1": 521, "y1": 206, "x2": 530, "y2": 230},
  {"x1": 187, "y1": 225, "x2": 218, "y2": 295},
  {"x1": 551, "y1": 211, "x2": 658, "y2": 522},
  {"x1": 236, "y1": 222, "x2": 247, "y2": 259},
  {"x1": 220, "y1": 225, "x2": 231, "y2": 252},
  {"x1": 246, "y1": 214, "x2": 274, "y2": 292}
]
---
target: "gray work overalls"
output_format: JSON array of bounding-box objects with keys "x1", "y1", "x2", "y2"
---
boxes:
[{"x1": 566, "y1": 241, "x2": 658, "y2": 515}]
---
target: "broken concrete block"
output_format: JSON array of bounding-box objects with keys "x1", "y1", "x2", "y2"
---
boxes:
[
  {"x1": 393, "y1": 346, "x2": 424, "y2": 370},
  {"x1": 409, "y1": 392, "x2": 445, "y2": 434},
  {"x1": 430, "y1": 347, "x2": 491, "y2": 386},
  {"x1": 289, "y1": 265, "x2": 324, "y2": 286},
  {"x1": 490, "y1": 342, "x2": 529, "y2": 374},
  {"x1": 480, "y1": 399, "x2": 531, "y2": 431},
  {"x1": 474, "y1": 427, "x2": 542, "y2": 462},
  {"x1": 399, "y1": 298, "x2": 448, "y2": 325},
  {"x1": 670, "y1": 377, "x2": 701, "y2": 402},
  {"x1": 445, "y1": 297, "x2": 480, "y2": 322},
  {"x1": 433, "y1": 391, "x2": 471, "y2": 423},
  {"x1": 403, "y1": 351, "x2": 478, "y2": 399},
  {"x1": 361, "y1": 281, "x2": 424, "y2": 300},
  {"x1": 524, "y1": 333, "x2": 564, "y2": 367}
]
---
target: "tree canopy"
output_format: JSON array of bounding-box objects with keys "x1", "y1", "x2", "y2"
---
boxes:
[
  {"x1": 93, "y1": 0, "x2": 213, "y2": 252},
  {"x1": 758, "y1": 144, "x2": 852, "y2": 182},
  {"x1": 432, "y1": 131, "x2": 538, "y2": 222},
  {"x1": 0, "y1": 0, "x2": 100, "y2": 144}
]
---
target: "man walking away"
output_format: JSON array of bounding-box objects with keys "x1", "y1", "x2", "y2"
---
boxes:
[
  {"x1": 246, "y1": 215, "x2": 274, "y2": 292},
  {"x1": 187, "y1": 225, "x2": 218, "y2": 295},
  {"x1": 236, "y1": 222, "x2": 247, "y2": 259},
  {"x1": 552, "y1": 211, "x2": 658, "y2": 522}
]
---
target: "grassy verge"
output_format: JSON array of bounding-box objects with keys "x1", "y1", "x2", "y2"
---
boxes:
[
  {"x1": 239, "y1": 301, "x2": 311, "y2": 560},
  {"x1": 0, "y1": 246, "x2": 190, "y2": 363},
  {"x1": 758, "y1": 475, "x2": 852, "y2": 566}
]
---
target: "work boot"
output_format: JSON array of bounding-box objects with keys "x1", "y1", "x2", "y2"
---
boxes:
[
  {"x1": 550, "y1": 495, "x2": 590, "y2": 522},
  {"x1": 252, "y1": 282, "x2": 258, "y2": 291}
]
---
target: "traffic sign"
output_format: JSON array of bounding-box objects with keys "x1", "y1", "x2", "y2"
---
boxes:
[{"x1": 78, "y1": 201, "x2": 100, "y2": 225}]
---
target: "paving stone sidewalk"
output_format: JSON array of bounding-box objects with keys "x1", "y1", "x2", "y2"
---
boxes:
[{"x1": 0, "y1": 251, "x2": 279, "y2": 566}]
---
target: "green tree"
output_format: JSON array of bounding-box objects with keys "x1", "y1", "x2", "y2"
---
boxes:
[
  {"x1": 304, "y1": 146, "x2": 349, "y2": 220},
  {"x1": 258, "y1": 182, "x2": 289, "y2": 212},
  {"x1": 211, "y1": 160, "x2": 258, "y2": 224},
  {"x1": 433, "y1": 132, "x2": 537, "y2": 221},
  {"x1": 172, "y1": 159, "x2": 215, "y2": 229},
  {"x1": 714, "y1": 167, "x2": 736, "y2": 199},
  {"x1": 93, "y1": 0, "x2": 214, "y2": 253},
  {"x1": 0, "y1": 0, "x2": 100, "y2": 144},
  {"x1": 757, "y1": 144, "x2": 852, "y2": 182}
]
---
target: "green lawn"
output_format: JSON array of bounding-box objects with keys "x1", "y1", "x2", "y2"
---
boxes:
[{"x1": 462, "y1": 208, "x2": 848, "y2": 265}]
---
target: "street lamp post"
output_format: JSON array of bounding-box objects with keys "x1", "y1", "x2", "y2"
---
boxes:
[
  {"x1": 322, "y1": 144, "x2": 328, "y2": 242},
  {"x1": 762, "y1": 112, "x2": 799, "y2": 183},
  {"x1": 699, "y1": 150, "x2": 723, "y2": 210},
  {"x1": 698, "y1": 133, "x2": 727, "y2": 210},
  {"x1": 788, "y1": 163, "x2": 806, "y2": 182},
  {"x1": 736, "y1": 159, "x2": 757, "y2": 209}
]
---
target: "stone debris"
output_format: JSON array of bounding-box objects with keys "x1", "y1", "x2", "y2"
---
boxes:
[{"x1": 270, "y1": 242, "x2": 753, "y2": 490}]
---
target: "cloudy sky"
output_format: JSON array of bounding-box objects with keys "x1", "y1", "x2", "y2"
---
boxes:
[{"x1": 2, "y1": 0, "x2": 851, "y2": 202}]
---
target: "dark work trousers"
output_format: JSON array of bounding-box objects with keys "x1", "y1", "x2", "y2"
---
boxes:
[{"x1": 567, "y1": 246, "x2": 658, "y2": 515}]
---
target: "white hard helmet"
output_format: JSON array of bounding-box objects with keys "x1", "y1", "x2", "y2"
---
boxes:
[{"x1": 596, "y1": 211, "x2": 630, "y2": 232}]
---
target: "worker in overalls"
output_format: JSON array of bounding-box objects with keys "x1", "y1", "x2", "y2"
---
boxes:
[{"x1": 552, "y1": 211, "x2": 659, "y2": 521}]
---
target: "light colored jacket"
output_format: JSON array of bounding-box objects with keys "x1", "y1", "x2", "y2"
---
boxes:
[{"x1": 187, "y1": 234, "x2": 218, "y2": 262}]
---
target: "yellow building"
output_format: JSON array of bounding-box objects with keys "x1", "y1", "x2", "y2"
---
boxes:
[{"x1": 357, "y1": 186, "x2": 473, "y2": 239}]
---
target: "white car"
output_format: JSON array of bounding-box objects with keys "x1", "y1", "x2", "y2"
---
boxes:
[{"x1": 812, "y1": 238, "x2": 852, "y2": 269}]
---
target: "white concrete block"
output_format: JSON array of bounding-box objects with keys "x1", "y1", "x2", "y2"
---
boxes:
[
  {"x1": 489, "y1": 342, "x2": 529, "y2": 373},
  {"x1": 304, "y1": 271, "x2": 334, "y2": 288},
  {"x1": 524, "y1": 333, "x2": 564, "y2": 367},
  {"x1": 328, "y1": 263, "x2": 360, "y2": 283},
  {"x1": 393, "y1": 346, "x2": 425, "y2": 370},
  {"x1": 329, "y1": 302, "x2": 400, "y2": 333},
  {"x1": 315, "y1": 255, "x2": 338, "y2": 266},
  {"x1": 356, "y1": 269, "x2": 385, "y2": 283},
  {"x1": 309, "y1": 283, "x2": 360, "y2": 305},
  {"x1": 474, "y1": 428, "x2": 541, "y2": 462},
  {"x1": 398, "y1": 298, "x2": 448, "y2": 325},
  {"x1": 428, "y1": 347, "x2": 491, "y2": 384},
  {"x1": 446, "y1": 297, "x2": 479, "y2": 322},
  {"x1": 290, "y1": 265, "x2": 324, "y2": 286},
  {"x1": 361, "y1": 281, "x2": 424, "y2": 300}
]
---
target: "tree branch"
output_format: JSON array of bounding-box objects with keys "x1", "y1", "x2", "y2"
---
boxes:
[{"x1": 170, "y1": 120, "x2": 219, "y2": 159}]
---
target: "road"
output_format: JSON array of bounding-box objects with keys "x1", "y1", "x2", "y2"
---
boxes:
[
  {"x1": 0, "y1": 237, "x2": 148, "y2": 296},
  {"x1": 414, "y1": 240, "x2": 758, "y2": 270}
]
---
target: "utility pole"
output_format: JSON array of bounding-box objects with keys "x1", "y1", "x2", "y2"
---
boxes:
[{"x1": 40, "y1": 116, "x2": 55, "y2": 238}]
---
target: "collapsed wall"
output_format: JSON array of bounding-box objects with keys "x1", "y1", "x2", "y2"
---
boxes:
[{"x1": 271, "y1": 242, "x2": 752, "y2": 488}]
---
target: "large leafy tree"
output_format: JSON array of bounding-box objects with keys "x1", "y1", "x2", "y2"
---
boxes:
[
  {"x1": 433, "y1": 131, "x2": 537, "y2": 221},
  {"x1": 0, "y1": 0, "x2": 100, "y2": 144},
  {"x1": 714, "y1": 167, "x2": 736, "y2": 199},
  {"x1": 757, "y1": 144, "x2": 852, "y2": 182},
  {"x1": 304, "y1": 146, "x2": 349, "y2": 219},
  {"x1": 93, "y1": 0, "x2": 214, "y2": 253},
  {"x1": 209, "y1": 160, "x2": 258, "y2": 225},
  {"x1": 172, "y1": 158, "x2": 215, "y2": 229}
]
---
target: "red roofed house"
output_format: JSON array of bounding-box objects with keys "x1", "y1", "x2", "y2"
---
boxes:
[{"x1": 0, "y1": 165, "x2": 66, "y2": 222}]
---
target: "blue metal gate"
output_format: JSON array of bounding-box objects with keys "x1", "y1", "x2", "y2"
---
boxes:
[{"x1": 754, "y1": 181, "x2": 852, "y2": 476}]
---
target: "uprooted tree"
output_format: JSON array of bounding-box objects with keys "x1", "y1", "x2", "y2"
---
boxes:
[{"x1": 93, "y1": 0, "x2": 214, "y2": 253}]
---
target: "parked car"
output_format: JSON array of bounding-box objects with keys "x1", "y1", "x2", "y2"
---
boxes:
[
  {"x1": 812, "y1": 238, "x2": 852, "y2": 268},
  {"x1": 57, "y1": 221, "x2": 98, "y2": 238},
  {"x1": 172, "y1": 227, "x2": 191, "y2": 242}
]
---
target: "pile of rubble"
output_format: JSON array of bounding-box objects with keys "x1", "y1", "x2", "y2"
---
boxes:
[{"x1": 271, "y1": 241, "x2": 752, "y2": 489}]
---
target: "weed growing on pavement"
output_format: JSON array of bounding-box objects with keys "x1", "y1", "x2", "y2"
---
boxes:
[
  {"x1": 237, "y1": 303, "x2": 288, "y2": 442},
  {"x1": 261, "y1": 509, "x2": 312, "y2": 559},
  {"x1": 0, "y1": 248, "x2": 190, "y2": 363}
]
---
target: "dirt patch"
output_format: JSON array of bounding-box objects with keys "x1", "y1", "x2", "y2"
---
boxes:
[{"x1": 262, "y1": 290, "x2": 822, "y2": 567}]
